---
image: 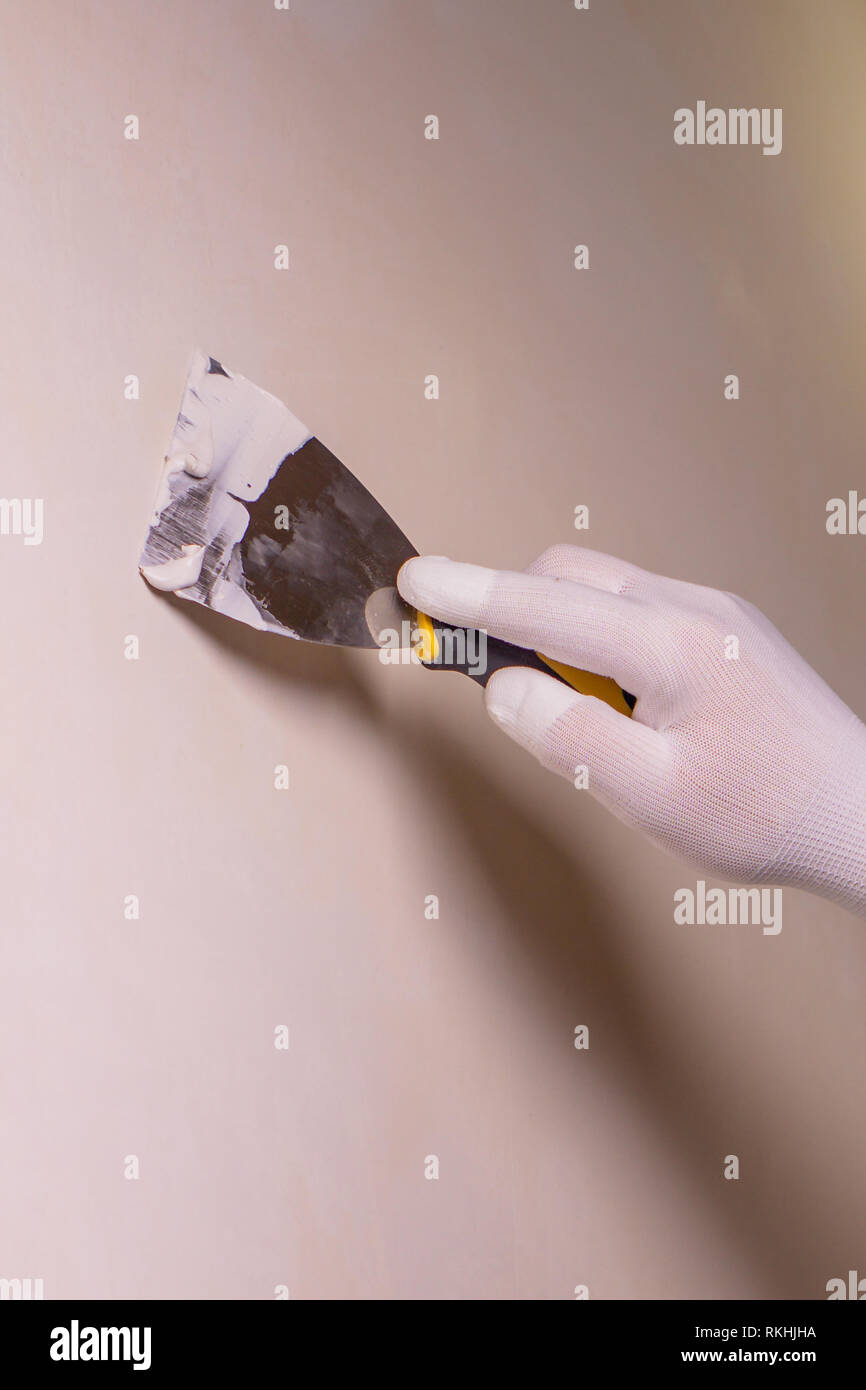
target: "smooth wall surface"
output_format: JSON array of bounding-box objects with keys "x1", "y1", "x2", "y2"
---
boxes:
[{"x1": 1, "y1": 0, "x2": 865, "y2": 1299}]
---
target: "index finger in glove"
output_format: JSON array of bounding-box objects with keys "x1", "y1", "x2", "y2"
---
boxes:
[{"x1": 397, "y1": 556, "x2": 669, "y2": 699}]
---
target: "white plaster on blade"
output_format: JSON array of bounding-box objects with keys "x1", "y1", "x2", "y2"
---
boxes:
[
  {"x1": 183, "y1": 451, "x2": 211, "y2": 478},
  {"x1": 181, "y1": 348, "x2": 312, "y2": 501},
  {"x1": 152, "y1": 456, "x2": 185, "y2": 521},
  {"x1": 140, "y1": 544, "x2": 205, "y2": 592},
  {"x1": 139, "y1": 351, "x2": 313, "y2": 635},
  {"x1": 209, "y1": 580, "x2": 273, "y2": 629}
]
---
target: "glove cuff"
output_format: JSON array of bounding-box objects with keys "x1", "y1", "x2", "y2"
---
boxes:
[{"x1": 758, "y1": 714, "x2": 866, "y2": 916}]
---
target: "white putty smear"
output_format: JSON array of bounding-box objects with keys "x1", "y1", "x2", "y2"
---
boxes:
[
  {"x1": 152, "y1": 455, "x2": 207, "y2": 521},
  {"x1": 148, "y1": 349, "x2": 312, "y2": 531},
  {"x1": 181, "y1": 452, "x2": 211, "y2": 479},
  {"x1": 140, "y1": 351, "x2": 312, "y2": 636},
  {"x1": 140, "y1": 544, "x2": 205, "y2": 592}
]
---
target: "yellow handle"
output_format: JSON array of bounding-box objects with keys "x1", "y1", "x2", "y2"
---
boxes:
[
  {"x1": 413, "y1": 610, "x2": 439, "y2": 662},
  {"x1": 536, "y1": 654, "x2": 634, "y2": 718}
]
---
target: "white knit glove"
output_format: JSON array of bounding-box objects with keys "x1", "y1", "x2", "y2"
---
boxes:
[{"x1": 397, "y1": 546, "x2": 866, "y2": 917}]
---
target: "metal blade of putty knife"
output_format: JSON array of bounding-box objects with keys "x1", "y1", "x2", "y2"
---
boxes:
[{"x1": 139, "y1": 350, "x2": 417, "y2": 648}]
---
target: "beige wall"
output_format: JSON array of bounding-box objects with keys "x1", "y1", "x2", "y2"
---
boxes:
[{"x1": 1, "y1": 0, "x2": 864, "y2": 1299}]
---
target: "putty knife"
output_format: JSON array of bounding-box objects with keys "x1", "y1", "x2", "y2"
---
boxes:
[{"x1": 139, "y1": 351, "x2": 634, "y2": 715}]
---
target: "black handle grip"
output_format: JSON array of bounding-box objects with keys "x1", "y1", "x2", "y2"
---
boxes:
[{"x1": 416, "y1": 619, "x2": 636, "y2": 710}]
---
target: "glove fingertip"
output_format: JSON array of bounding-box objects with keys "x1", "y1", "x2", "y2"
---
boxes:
[{"x1": 484, "y1": 666, "x2": 582, "y2": 750}]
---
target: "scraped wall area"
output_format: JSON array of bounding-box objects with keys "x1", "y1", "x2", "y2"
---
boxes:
[{"x1": 1, "y1": 0, "x2": 865, "y2": 1300}]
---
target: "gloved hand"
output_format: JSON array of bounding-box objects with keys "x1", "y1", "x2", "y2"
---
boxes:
[{"x1": 397, "y1": 546, "x2": 866, "y2": 917}]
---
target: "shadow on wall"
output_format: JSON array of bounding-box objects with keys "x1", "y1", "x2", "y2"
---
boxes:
[{"x1": 170, "y1": 590, "x2": 840, "y2": 1298}]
